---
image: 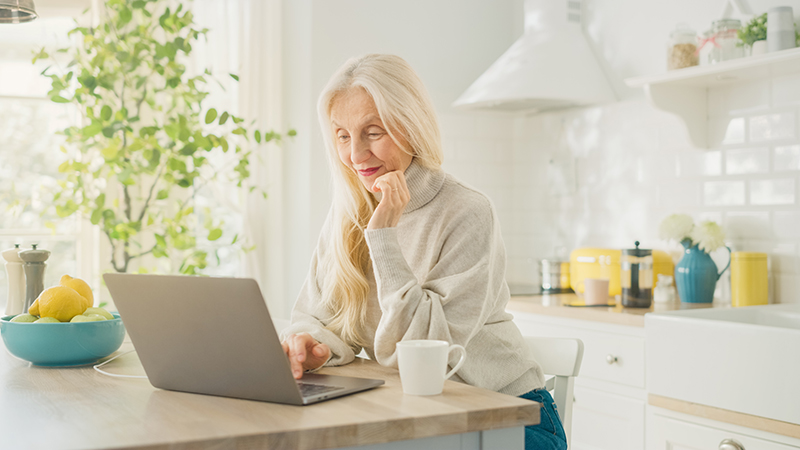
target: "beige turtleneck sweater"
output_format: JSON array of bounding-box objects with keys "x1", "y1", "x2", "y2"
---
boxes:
[{"x1": 282, "y1": 159, "x2": 544, "y2": 396}]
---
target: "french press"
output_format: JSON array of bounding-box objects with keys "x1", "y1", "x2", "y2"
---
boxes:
[{"x1": 621, "y1": 241, "x2": 653, "y2": 308}]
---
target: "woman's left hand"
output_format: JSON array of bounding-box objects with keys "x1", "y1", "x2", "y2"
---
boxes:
[{"x1": 367, "y1": 170, "x2": 410, "y2": 229}]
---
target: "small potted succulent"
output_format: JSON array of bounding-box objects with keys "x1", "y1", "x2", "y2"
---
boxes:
[{"x1": 659, "y1": 214, "x2": 730, "y2": 303}]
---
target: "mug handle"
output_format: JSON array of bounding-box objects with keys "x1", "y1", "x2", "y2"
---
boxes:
[{"x1": 444, "y1": 344, "x2": 466, "y2": 380}]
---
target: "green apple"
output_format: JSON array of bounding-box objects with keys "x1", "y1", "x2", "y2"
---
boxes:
[
  {"x1": 83, "y1": 307, "x2": 114, "y2": 320},
  {"x1": 70, "y1": 314, "x2": 104, "y2": 323},
  {"x1": 10, "y1": 314, "x2": 38, "y2": 323},
  {"x1": 34, "y1": 317, "x2": 60, "y2": 323}
]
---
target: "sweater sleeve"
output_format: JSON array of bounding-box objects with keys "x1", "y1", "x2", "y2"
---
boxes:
[
  {"x1": 280, "y1": 215, "x2": 358, "y2": 367},
  {"x1": 365, "y1": 197, "x2": 506, "y2": 369}
]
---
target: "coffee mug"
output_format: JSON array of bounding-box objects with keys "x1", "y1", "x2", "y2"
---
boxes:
[
  {"x1": 583, "y1": 278, "x2": 610, "y2": 305},
  {"x1": 396, "y1": 340, "x2": 466, "y2": 396}
]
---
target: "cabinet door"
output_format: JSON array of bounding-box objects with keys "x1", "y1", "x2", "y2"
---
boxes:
[
  {"x1": 648, "y1": 408, "x2": 800, "y2": 450},
  {"x1": 571, "y1": 385, "x2": 645, "y2": 450}
]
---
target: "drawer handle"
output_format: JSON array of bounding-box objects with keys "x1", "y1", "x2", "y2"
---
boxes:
[
  {"x1": 719, "y1": 438, "x2": 744, "y2": 450},
  {"x1": 606, "y1": 354, "x2": 618, "y2": 365}
]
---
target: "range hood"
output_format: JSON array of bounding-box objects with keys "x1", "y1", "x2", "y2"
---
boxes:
[{"x1": 453, "y1": 0, "x2": 616, "y2": 113}]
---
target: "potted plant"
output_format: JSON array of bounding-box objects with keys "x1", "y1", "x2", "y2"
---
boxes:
[
  {"x1": 738, "y1": 13, "x2": 768, "y2": 55},
  {"x1": 33, "y1": 0, "x2": 293, "y2": 275},
  {"x1": 658, "y1": 214, "x2": 730, "y2": 303}
]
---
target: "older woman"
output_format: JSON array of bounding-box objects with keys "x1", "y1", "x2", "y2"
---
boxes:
[{"x1": 281, "y1": 54, "x2": 567, "y2": 450}]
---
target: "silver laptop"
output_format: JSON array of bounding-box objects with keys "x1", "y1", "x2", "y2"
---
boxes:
[{"x1": 103, "y1": 273, "x2": 384, "y2": 405}]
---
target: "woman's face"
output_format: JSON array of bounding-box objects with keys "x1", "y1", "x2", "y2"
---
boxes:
[{"x1": 330, "y1": 88, "x2": 413, "y2": 192}]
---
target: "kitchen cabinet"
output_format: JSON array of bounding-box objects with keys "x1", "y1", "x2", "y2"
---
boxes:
[
  {"x1": 625, "y1": 47, "x2": 800, "y2": 148},
  {"x1": 648, "y1": 405, "x2": 800, "y2": 450},
  {"x1": 512, "y1": 310, "x2": 647, "y2": 450}
]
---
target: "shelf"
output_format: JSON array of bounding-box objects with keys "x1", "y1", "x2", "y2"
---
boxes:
[{"x1": 624, "y1": 47, "x2": 800, "y2": 148}]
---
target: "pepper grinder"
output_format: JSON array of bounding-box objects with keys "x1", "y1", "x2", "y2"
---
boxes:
[
  {"x1": 19, "y1": 244, "x2": 51, "y2": 313},
  {"x1": 3, "y1": 244, "x2": 26, "y2": 316}
]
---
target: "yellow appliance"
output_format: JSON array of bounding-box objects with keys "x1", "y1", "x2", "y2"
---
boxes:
[{"x1": 570, "y1": 248, "x2": 674, "y2": 296}]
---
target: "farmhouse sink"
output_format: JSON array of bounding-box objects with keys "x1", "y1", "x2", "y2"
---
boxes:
[{"x1": 646, "y1": 303, "x2": 800, "y2": 424}]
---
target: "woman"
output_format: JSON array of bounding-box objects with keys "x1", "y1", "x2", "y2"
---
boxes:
[{"x1": 281, "y1": 53, "x2": 567, "y2": 450}]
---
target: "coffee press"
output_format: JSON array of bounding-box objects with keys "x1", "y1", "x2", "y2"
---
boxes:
[{"x1": 621, "y1": 241, "x2": 653, "y2": 308}]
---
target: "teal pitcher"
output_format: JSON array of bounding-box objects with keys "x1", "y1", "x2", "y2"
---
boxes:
[{"x1": 675, "y1": 240, "x2": 731, "y2": 303}]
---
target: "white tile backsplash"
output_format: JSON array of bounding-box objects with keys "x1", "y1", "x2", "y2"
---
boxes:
[
  {"x1": 749, "y1": 113, "x2": 796, "y2": 142},
  {"x1": 445, "y1": 76, "x2": 800, "y2": 303},
  {"x1": 704, "y1": 181, "x2": 746, "y2": 206},
  {"x1": 725, "y1": 147, "x2": 769, "y2": 174},
  {"x1": 749, "y1": 179, "x2": 795, "y2": 205},
  {"x1": 774, "y1": 145, "x2": 800, "y2": 171}
]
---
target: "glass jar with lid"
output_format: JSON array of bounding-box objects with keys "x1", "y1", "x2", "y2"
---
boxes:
[
  {"x1": 667, "y1": 24, "x2": 698, "y2": 70},
  {"x1": 709, "y1": 18, "x2": 744, "y2": 63}
]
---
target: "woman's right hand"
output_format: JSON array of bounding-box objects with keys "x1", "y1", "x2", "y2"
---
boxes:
[{"x1": 281, "y1": 333, "x2": 331, "y2": 379}]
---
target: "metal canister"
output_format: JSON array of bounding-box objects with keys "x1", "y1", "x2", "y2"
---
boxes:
[
  {"x1": 539, "y1": 260, "x2": 572, "y2": 294},
  {"x1": 731, "y1": 252, "x2": 768, "y2": 307}
]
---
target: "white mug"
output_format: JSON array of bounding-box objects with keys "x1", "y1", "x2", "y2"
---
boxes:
[{"x1": 396, "y1": 340, "x2": 466, "y2": 396}]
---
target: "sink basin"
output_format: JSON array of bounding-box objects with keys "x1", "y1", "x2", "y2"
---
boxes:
[{"x1": 646, "y1": 303, "x2": 800, "y2": 424}]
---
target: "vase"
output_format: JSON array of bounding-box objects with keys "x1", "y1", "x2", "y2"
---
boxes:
[{"x1": 675, "y1": 241, "x2": 731, "y2": 303}]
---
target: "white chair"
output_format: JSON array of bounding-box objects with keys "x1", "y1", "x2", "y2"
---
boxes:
[{"x1": 523, "y1": 336, "x2": 584, "y2": 446}]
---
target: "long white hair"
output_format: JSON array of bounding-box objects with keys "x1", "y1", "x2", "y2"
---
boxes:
[{"x1": 316, "y1": 54, "x2": 443, "y2": 349}]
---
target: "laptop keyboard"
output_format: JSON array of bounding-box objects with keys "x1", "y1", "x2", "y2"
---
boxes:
[{"x1": 298, "y1": 382, "x2": 345, "y2": 397}]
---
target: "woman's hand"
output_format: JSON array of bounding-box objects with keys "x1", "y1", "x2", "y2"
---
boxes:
[
  {"x1": 281, "y1": 333, "x2": 331, "y2": 379},
  {"x1": 367, "y1": 170, "x2": 410, "y2": 229}
]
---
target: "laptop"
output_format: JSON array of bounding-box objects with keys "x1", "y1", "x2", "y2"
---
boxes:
[{"x1": 103, "y1": 273, "x2": 384, "y2": 405}]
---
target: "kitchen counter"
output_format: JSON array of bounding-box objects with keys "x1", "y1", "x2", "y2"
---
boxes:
[
  {"x1": 508, "y1": 293, "x2": 719, "y2": 327},
  {"x1": 0, "y1": 341, "x2": 538, "y2": 450}
]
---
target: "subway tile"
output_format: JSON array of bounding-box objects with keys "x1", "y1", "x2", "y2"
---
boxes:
[
  {"x1": 774, "y1": 145, "x2": 800, "y2": 171},
  {"x1": 677, "y1": 150, "x2": 722, "y2": 177},
  {"x1": 709, "y1": 117, "x2": 746, "y2": 146},
  {"x1": 725, "y1": 147, "x2": 769, "y2": 174},
  {"x1": 772, "y1": 74, "x2": 800, "y2": 107},
  {"x1": 438, "y1": 113, "x2": 477, "y2": 138},
  {"x1": 773, "y1": 211, "x2": 800, "y2": 238},
  {"x1": 704, "y1": 181, "x2": 745, "y2": 206},
  {"x1": 774, "y1": 273, "x2": 800, "y2": 304},
  {"x1": 769, "y1": 243, "x2": 799, "y2": 274},
  {"x1": 749, "y1": 113, "x2": 796, "y2": 142},
  {"x1": 696, "y1": 211, "x2": 724, "y2": 224},
  {"x1": 475, "y1": 115, "x2": 515, "y2": 139},
  {"x1": 749, "y1": 178, "x2": 795, "y2": 205},
  {"x1": 724, "y1": 211, "x2": 772, "y2": 240},
  {"x1": 656, "y1": 180, "x2": 702, "y2": 209}
]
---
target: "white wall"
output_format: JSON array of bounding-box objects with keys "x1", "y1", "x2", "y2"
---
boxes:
[{"x1": 282, "y1": 0, "x2": 800, "y2": 312}]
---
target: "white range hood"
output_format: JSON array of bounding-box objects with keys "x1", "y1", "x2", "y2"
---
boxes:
[{"x1": 453, "y1": 0, "x2": 616, "y2": 113}]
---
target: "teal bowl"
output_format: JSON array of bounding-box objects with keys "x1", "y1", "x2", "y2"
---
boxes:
[{"x1": 0, "y1": 313, "x2": 125, "y2": 366}]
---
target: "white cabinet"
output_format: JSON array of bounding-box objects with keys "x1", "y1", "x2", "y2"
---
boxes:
[
  {"x1": 648, "y1": 406, "x2": 800, "y2": 450},
  {"x1": 512, "y1": 311, "x2": 646, "y2": 450}
]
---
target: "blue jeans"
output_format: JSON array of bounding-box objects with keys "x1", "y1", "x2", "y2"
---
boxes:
[{"x1": 519, "y1": 388, "x2": 568, "y2": 450}]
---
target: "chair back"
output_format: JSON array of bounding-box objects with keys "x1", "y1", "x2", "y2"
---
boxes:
[{"x1": 523, "y1": 336, "x2": 584, "y2": 446}]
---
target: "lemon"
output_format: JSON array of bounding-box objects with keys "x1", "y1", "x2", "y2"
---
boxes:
[
  {"x1": 36, "y1": 286, "x2": 88, "y2": 322},
  {"x1": 59, "y1": 274, "x2": 93, "y2": 309},
  {"x1": 28, "y1": 299, "x2": 40, "y2": 316},
  {"x1": 84, "y1": 307, "x2": 114, "y2": 320}
]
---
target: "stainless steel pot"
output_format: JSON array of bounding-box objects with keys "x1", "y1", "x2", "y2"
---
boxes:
[{"x1": 539, "y1": 259, "x2": 572, "y2": 293}]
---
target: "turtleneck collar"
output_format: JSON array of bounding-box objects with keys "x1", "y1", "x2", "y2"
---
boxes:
[{"x1": 400, "y1": 157, "x2": 446, "y2": 214}]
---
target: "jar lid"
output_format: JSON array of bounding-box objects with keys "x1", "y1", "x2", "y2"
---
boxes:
[
  {"x1": 712, "y1": 18, "x2": 741, "y2": 29},
  {"x1": 670, "y1": 23, "x2": 696, "y2": 37},
  {"x1": 622, "y1": 241, "x2": 652, "y2": 257},
  {"x1": 731, "y1": 251, "x2": 767, "y2": 260}
]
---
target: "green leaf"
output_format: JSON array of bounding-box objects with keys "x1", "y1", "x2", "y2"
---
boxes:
[
  {"x1": 207, "y1": 228, "x2": 222, "y2": 241},
  {"x1": 157, "y1": 189, "x2": 169, "y2": 200},
  {"x1": 232, "y1": 127, "x2": 246, "y2": 135},
  {"x1": 218, "y1": 112, "x2": 229, "y2": 125},
  {"x1": 83, "y1": 122, "x2": 103, "y2": 137},
  {"x1": 288, "y1": 129, "x2": 297, "y2": 137},
  {"x1": 51, "y1": 96, "x2": 70, "y2": 103},
  {"x1": 254, "y1": 130, "x2": 261, "y2": 143},
  {"x1": 90, "y1": 209, "x2": 102, "y2": 225},
  {"x1": 101, "y1": 105, "x2": 112, "y2": 121},
  {"x1": 229, "y1": 73, "x2": 239, "y2": 81},
  {"x1": 206, "y1": 108, "x2": 217, "y2": 124},
  {"x1": 155, "y1": 234, "x2": 167, "y2": 248}
]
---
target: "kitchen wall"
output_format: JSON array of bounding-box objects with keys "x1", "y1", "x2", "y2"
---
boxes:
[{"x1": 282, "y1": 0, "x2": 800, "y2": 312}]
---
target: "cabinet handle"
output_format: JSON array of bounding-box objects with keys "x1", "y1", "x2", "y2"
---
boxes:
[
  {"x1": 719, "y1": 438, "x2": 744, "y2": 450},
  {"x1": 606, "y1": 354, "x2": 618, "y2": 364}
]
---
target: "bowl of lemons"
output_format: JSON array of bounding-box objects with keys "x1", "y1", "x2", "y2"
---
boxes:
[{"x1": 0, "y1": 275, "x2": 125, "y2": 367}]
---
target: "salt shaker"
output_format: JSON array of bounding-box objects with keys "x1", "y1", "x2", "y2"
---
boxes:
[
  {"x1": 2, "y1": 244, "x2": 26, "y2": 316},
  {"x1": 19, "y1": 244, "x2": 51, "y2": 313},
  {"x1": 768, "y1": 6, "x2": 796, "y2": 52}
]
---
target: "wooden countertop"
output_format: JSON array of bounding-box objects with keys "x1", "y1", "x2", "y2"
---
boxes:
[
  {"x1": 0, "y1": 341, "x2": 538, "y2": 450},
  {"x1": 507, "y1": 293, "x2": 720, "y2": 327}
]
